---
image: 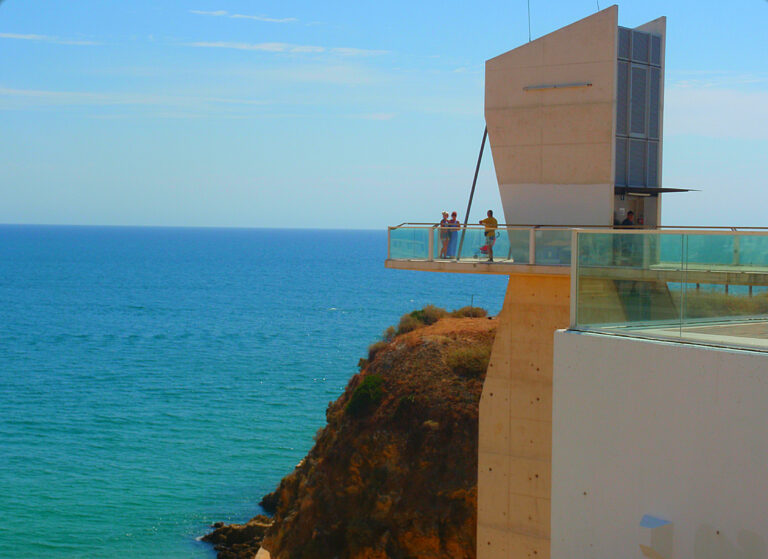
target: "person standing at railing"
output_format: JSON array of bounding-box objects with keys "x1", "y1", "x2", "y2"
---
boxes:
[
  {"x1": 438, "y1": 211, "x2": 451, "y2": 258},
  {"x1": 479, "y1": 210, "x2": 498, "y2": 262},
  {"x1": 447, "y1": 211, "x2": 460, "y2": 257}
]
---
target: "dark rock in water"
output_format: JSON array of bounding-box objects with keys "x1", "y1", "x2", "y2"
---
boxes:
[
  {"x1": 202, "y1": 514, "x2": 272, "y2": 559},
  {"x1": 259, "y1": 491, "x2": 279, "y2": 515}
]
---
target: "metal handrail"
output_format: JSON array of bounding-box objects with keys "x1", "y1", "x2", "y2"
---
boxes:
[
  {"x1": 390, "y1": 222, "x2": 768, "y2": 231},
  {"x1": 387, "y1": 224, "x2": 768, "y2": 268}
]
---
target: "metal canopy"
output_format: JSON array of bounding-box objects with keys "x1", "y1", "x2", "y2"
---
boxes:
[{"x1": 614, "y1": 186, "x2": 696, "y2": 196}]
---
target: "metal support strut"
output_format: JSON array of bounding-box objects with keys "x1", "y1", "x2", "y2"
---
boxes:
[{"x1": 456, "y1": 126, "x2": 488, "y2": 261}]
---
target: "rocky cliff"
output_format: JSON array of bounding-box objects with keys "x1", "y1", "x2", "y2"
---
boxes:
[{"x1": 205, "y1": 311, "x2": 496, "y2": 559}]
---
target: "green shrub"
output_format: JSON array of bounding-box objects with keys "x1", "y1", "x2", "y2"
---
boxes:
[
  {"x1": 382, "y1": 326, "x2": 396, "y2": 342},
  {"x1": 367, "y1": 340, "x2": 388, "y2": 361},
  {"x1": 446, "y1": 345, "x2": 491, "y2": 378},
  {"x1": 396, "y1": 314, "x2": 422, "y2": 335},
  {"x1": 450, "y1": 306, "x2": 488, "y2": 318},
  {"x1": 394, "y1": 394, "x2": 416, "y2": 420},
  {"x1": 409, "y1": 304, "x2": 447, "y2": 325},
  {"x1": 346, "y1": 374, "x2": 384, "y2": 417}
]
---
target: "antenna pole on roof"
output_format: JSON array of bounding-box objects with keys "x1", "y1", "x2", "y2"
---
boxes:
[
  {"x1": 527, "y1": 0, "x2": 532, "y2": 41},
  {"x1": 456, "y1": 126, "x2": 488, "y2": 261}
]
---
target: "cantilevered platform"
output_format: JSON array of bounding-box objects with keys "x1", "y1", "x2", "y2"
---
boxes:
[{"x1": 385, "y1": 258, "x2": 568, "y2": 276}]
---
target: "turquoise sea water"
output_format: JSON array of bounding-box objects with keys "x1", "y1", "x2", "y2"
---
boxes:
[{"x1": 0, "y1": 226, "x2": 507, "y2": 558}]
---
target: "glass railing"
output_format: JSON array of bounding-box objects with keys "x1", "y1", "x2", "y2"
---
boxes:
[
  {"x1": 388, "y1": 225, "x2": 433, "y2": 260},
  {"x1": 573, "y1": 229, "x2": 768, "y2": 352},
  {"x1": 387, "y1": 224, "x2": 572, "y2": 265}
]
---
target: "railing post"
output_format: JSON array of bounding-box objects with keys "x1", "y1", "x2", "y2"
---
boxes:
[
  {"x1": 428, "y1": 227, "x2": 434, "y2": 261},
  {"x1": 570, "y1": 230, "x2": 579, "y2": 328},
  {"x1": 733, "y1": 234, "x2": 741, "y2": 266},
  {"x1": 387, "y1": 227, "x2": 391, "y2": 260},
  {"x1": 529, "y1": 228, "x2": 536, "y2": 265}
]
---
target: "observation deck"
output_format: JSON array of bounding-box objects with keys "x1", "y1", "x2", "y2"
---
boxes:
[
  {"x1": 385, "y1": 223, "x2": 575, "y2": 275},
  {"x1": 386, "y1": 223, "x2": 768, "y2": 352}
]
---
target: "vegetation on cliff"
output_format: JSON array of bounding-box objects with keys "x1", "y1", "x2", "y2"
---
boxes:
[{"x1": 205, "y1": 306, "x2": 495, "y2": 559}]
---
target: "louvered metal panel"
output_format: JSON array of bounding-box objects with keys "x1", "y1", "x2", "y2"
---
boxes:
[
  {"x1": 650, "y1": 34, "x2": 662, "y2": 66},
  {"x1": 618, "y1": 27, "x2": 631, "y2": 60},
  {"x1": 629, "y1": 139, "x2": 646, "y2": 186},
  {"x1": 632, "y1": 31, "x2": 650, "y2": 63},
  {"x1": 615, "y1": 138, "x2": 628, "y2": 186},
  {"x1": 649, "y1": 68, "x2": 661, "y2": 139},
  {"x1": 617, "y1": 61, "x2": 629, "y2": 136},
  {"x1": 647, "y1": 141, "x2": 659, "y2": 187},
  {"x1": 630, "y1": 66, "x2": 647, "y2": 135}
]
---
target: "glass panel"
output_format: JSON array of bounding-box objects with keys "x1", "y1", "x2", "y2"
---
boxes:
[
  {"x1": 615, "y1": 138, "x2": 627, "y2": 186},
  {"x1": 535, "y1": 229, "x2": 571, "y2": 265},
  {"x1": 649, "y1": 68, "x2": 661, "y2": 139},
  {"x1": 507, "y1": 228, "x2": 530, "y2": 264},
  {"x1": 632, "y1": 30, "x2": 650, "y2": 63},
  {"x1": 616, "y1": 61, "x2": 629, "y2": 136},
  {"x1": 388, "y1": 227, "x2": 431, "y2": 259},
  {"x1": 618, "y1": 27, "x2": 631, "y2": 60},
  {"x1": 650, "y1": 34, "x2": 662, "y2": 66},
  {"x1": 578, "y1": 232, "x2": 614, "y2": 267},
  {"x1": 630, "y1": 66, "x2": 647, "y2": 135},
  {"x1": 738, "y1": 236, "x2": 768, "y2": 267},
  {"x1": 647, "y1": 141, "x2": 659, "y2": 187},
  {"x1": 576, "y1": 231, "x2": 684, "y2": 331},
  {"x1": 680, "y1": 234, "x2": 768, "y2": 331},
  {"x1": 455, "y1": 227, "x2": 517, "y2": 262},
  {"x1": 387, "y1": 226, "x2": 531, "y2": 264},
  {"x1": 575, "y1": 230, "x2": 768, "y2": 353},
  {"x1": 629, "y1": 139, "x2": 646, "y2": 186},
  {"x1": 685, "y1": 233, "x2": 735, "y2": 266}
]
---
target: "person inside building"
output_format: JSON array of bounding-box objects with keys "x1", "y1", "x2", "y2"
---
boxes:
[
  {"x1": 619, "y1": 211, "x2": 642, "y2": 265},
  {"x1": 479, "y1": 209, "x2": 498, "y2": 262}
]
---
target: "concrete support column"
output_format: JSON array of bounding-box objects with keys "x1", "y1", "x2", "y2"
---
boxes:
[{"x1": 477, "y1": 273, "x2": 570, "y2": 559}]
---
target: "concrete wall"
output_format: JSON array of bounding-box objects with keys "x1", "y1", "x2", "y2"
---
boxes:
[
  {"x1": 478, "y1": 272, "x2": 570, "y2": 559},
  {"x1": 485, "y1": 6, "x2": 618, "y2": 226},
  {"x1": 552, "y1": 331, "x2": 768, "y2": 558}
]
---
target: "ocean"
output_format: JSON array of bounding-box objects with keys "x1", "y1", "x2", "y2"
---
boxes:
[{"x1": 0, "y1": 225, "x2": 507, "y2": 558}]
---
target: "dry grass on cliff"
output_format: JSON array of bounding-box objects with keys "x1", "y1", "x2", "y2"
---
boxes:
[{"x1": 255, "y1": 313, "x2": 497, "y2": 559}]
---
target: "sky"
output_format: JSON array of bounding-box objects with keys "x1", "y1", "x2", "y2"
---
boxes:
[{"x1": 0, "y1": 0, "x2": 766, "y2": 229}]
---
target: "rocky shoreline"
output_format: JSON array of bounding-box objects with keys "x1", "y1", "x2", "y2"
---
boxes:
[{"x1": 204, "y1": 311, "x2": 495, "y2": 559}]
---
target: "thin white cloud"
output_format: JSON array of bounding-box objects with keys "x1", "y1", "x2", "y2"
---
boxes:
[
  {"x1": 186, "y1": 41, "x2": 388, "y2": 57},
  {"x1": 189, "y1": 10, "x2": 296, "y2": 24},
  {"x1": 188, "y1": 41, "x2": 323, "y2": 53},
  {"x1": 0, "y1": 32, "x2": 100, "y2": 46},
  {"x1": 330, "y1": 47, "x2": 389, "y2": 57},
  {"x1": 668, "y1": 70, "x2": 768, "y2": 89},
  {"x1": 665, "y1": 85, "x2": 768, "y2": 141},
  {"x1": 0, "y1": 86, "x2": 268, "y2": 111},
  {"x1": 190, "y1": 10, "x2": 228, "y2": 16}
]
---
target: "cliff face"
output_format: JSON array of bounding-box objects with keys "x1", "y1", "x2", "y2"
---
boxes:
[{"x1": 206, "y1": 316, "x2": 496, "y2": 559}]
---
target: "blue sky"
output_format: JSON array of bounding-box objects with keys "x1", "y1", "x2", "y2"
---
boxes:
[{"x1": 1, "y1": 0, "x2": 766, "y2": 229}]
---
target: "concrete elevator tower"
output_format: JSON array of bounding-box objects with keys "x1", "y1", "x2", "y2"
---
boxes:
[
  {"x1": 477, "y1": 7, "x2": 665, "y2": 559},
  {"x1": 485, "y1": 5, "x2": 666, "y2": 228}
]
